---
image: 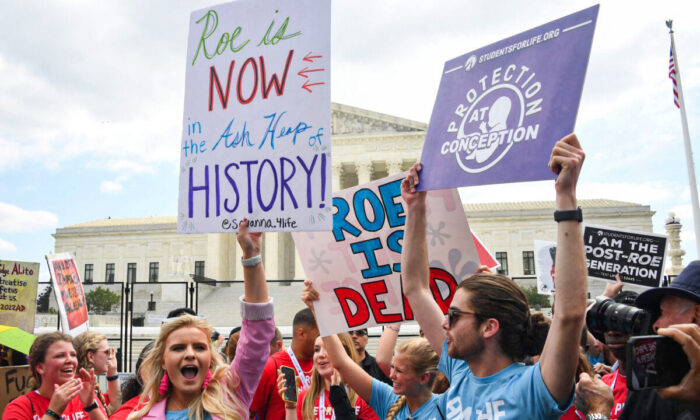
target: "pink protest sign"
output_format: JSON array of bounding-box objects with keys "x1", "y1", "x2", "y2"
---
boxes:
[{"x1": 292, "y1": 173, "x2": 479, "y2": 336}]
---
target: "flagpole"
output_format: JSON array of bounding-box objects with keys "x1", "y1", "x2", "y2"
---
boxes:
[{"x1": 667, "y1": 20, "x2": 700, "y2": 256}]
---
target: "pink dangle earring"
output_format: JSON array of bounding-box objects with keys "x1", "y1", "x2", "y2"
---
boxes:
[
  {"x1": 202, "y1": 370, "x2": 213, "y2": 390},
  {"x1": 159, "y1": 371, "x2": 170, "y2": 395}
]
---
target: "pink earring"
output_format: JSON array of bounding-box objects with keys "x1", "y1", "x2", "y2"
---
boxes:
[
  {"x1": 159, "y1": 371, "x2": 170, "y2": 395},
  {"x1": 202, "y1": 370, "x2": 213, "y2": 390}
]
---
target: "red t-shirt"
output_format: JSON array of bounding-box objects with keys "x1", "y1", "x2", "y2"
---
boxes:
[
  {"x1": 601, "y1": 371, "x2": 628, "y2": 419},
  {"x1": 2, "y1": 390, "x2": 107, "y2": 420},
  {"x1": 250, "y1": 350, "x2": 314, "y2": 420},
  {"x1": 296, "y1": 389, "x2": 379, "y2": 420},
  {"x1": 108, "y1": 395, "x2": 144, "y2": 420}
]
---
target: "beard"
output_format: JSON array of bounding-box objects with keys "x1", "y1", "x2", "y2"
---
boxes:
[{"x1": 448, "y1": 333, "x2": 486, "y2": 361}]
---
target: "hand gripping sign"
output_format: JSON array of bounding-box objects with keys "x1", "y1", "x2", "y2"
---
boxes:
[
  {"x1": 178, "y1": 0, "x2": 331, "y2": 233},
  {"x1": 292, "y1": 173, "x2": 479, "y2": 336},
  {"x1": 418, "y1": 5, "x2": 599, "y2": 190}
]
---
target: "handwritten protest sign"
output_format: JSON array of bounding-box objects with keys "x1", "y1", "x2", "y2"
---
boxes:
[
  {"x1": 418, "y1": 5, "x2": 599, "y2": 190},
  {"x1": 45, "y1": 254, "x2": 89, "y2": 336},
  {"x1": 178, "y1": 0, "x2": 331, "y2": 233},
  {"x1": 292, "y1": 173, "x2": 479, "y2": 336},
  {"x1": 0, "y1": 365, "x2": 31, "y2": 412},
  {"x1": 584, "y1": 225, "x2": 668, "y2": 288},
  {"x1": 0, "y1": 260, "x2": 39, "y2": 333},
  {"x1": 534, "y1": 240, "x2": 557, "y2": 295},
  {"x1": 471, "y1": 231, "x2": 499, "y2": 270}
]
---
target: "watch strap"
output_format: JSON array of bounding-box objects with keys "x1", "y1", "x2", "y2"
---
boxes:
[
  {"x1": 554, "y1": 206, "x2": 583, "y2": 222},
  {"x1": 45, "y1": 409, "x2": 62, "y2": 420},
  {"x1": 83, "y1": 401, "x2": 99, "y2": 412}
]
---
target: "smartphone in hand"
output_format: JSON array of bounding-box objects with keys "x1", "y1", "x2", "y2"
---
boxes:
[
  {"x1": 626, "y1": 335, "x2": 690, "y2": 391},
  {"x1": 280, "y1": 365, "x2": 297, "y2": 403}
]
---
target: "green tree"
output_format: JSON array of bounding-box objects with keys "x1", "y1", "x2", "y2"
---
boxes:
[
  {"x1": 85, "y1": 287, "x2": 121, "y2": 314},
  {"x1": 523, "y1": 285, "x2": 551, "y2": 310}
]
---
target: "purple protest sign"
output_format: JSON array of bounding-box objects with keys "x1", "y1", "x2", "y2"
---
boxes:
[{"x1": 418, "y1": 5, "x2": 599, "y2": 190}]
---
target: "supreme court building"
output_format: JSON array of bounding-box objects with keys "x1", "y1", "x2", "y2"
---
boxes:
[{"x1": 53, "y1": 103, "x2": 661, "y2": 286}]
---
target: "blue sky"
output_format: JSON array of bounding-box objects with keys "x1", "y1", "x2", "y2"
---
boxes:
[{"x1": 1, "y1": 1, "x2": 699, "y2": 281}]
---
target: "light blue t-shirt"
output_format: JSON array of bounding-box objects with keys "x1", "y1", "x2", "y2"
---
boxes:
[
  {"x1": 165, "y1": 409, "x2": 212, "y2": 420},
  {"x1": 436, "y1": 341, "x2": 573, "y2": 420},
  {"x1": 370, "y1": 378, "x2": 444, "y2": 420}
]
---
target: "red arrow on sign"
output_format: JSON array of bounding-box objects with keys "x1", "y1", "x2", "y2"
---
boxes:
[
  {"x1": 303, "y1": 52, "x2": 322, "y2": 62},
  {"x1": 298, "y1": 67, "x2": 325, "y2": 78},
  {"x1": 302, "y1": 80, "x2": 325, "y2": 93}
]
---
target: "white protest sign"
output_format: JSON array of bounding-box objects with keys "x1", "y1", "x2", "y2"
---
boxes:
[
  {"x1": 179, "y1": 0, "x2": 331, "y2": 233},
  {"x1": 534, "y1": 240, "x2": 557, "y2": 295},
  {"x1": 584, "y1": 225, "x2": 668, "y2": 288},
  {"x1": 45, "y1": 253, "x2": 89, "y2": 337},
  {"x1": 292, "y1": 173, "x2": 479, "y2": 336}
]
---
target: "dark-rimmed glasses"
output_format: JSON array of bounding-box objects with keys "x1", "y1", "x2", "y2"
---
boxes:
[
  {"x1": 350, "y1": 330, "x2": 367, "y2": 337},
  {"x1": 447, "y1": 307, "x2": 478, "y2": 327}
]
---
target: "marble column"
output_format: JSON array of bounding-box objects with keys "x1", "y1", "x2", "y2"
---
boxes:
[
  {"x1": 356, "y1": 162, "x2": 373, "y2": 185},
  {"x1": 264, "y1": 233, "x2": 278, "y2": 280},
  {"x1": 664, "y1": 212, "x2": 685, "y2": 275},
  {"x1": 332, "y1": 162, "x2": 343, "y2": 192},
  {"x1": 387, "y1": 159, "x2": 403, "y2": 175}
]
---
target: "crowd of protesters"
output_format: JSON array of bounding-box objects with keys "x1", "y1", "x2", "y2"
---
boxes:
[{"x1": 3, "y1": 136, "x2": 699, "y2": 420}]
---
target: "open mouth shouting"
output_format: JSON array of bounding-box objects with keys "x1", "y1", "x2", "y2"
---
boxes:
[{"x1": 181, "y1": 365, "x2": 200, "y2": 382}]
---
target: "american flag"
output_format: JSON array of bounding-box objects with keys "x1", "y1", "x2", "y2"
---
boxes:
[{"x1": 669, "y1": 46, "x2": 680, "y2": 108}]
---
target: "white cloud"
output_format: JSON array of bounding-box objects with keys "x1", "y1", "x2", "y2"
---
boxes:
[
  {"x1": 100, "y1": 181, "x2": 123, "y2": 194},
  {"x1": 0, "y1": 202, "x2": 58, "y2": 233},
  {"x1": 459, "y1": 180, "x2": 677, "y2": 205},
  {"x1": 576, "y1": 182, "x2": 678, "y2": 204},
  {"x1": 0, "y1": 238, "x2": 17, "y2": 253},
  {"x1": 670, "y1": 204, "x2": 693, "y2": 221}
]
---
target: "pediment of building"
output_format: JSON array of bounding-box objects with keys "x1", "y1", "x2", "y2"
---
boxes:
[{"x1": 331, "y1": 102, "x2": 427, "y2": 135}]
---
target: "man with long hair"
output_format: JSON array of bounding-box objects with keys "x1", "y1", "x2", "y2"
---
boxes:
[{"x1": 400, "y1": 134, "x2": 587, "y2": 418}]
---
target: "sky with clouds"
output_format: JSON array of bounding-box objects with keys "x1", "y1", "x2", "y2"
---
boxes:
[{"x1": 1, "y1": 0, "x2": 699, "y2": 281}]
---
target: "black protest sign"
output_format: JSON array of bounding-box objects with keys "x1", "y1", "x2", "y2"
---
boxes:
[{"x1": 584, "y1": 225, "x2": 667, "y2": 288}]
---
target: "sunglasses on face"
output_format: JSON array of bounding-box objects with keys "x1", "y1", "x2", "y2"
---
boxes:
[
  {"x1": 447, "y1": 307, "x2": 478, "y2": 327},
  {"x1": 350, "y1": 330, "x2": 367, "y2": 337}
]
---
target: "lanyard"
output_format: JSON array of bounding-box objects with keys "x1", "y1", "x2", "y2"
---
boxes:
[
  {"x1": 319, "y1": 391, "x2": 335, "y2": 420},
  {"x1": 610, "y1": 371, "x2": 623, "y2": 390},
  {"x1": 287, "y1": 347, "x2": 310, "y2": 390}
]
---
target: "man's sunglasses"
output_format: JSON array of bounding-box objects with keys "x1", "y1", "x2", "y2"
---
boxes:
[
  {"x1": 350, "y1": 330, "x2": 367, "y2": 337},
  {"x1": 447, "y1": 307, "x2": 478, "y2": 327}
]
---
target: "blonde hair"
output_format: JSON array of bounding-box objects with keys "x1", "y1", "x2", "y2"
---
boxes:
[
  {"x1": 301, "y1": 333, "x2": 359, "y2": 420},
  {"x1": 128, "y1": 315, "x2": 246, "y2": 420},
  {"x1": 73, "y1": 331, "x2": 110, "y2": 415},
  {"x1": 385, "y1": 338, "x2": 439, "y2": 420}
]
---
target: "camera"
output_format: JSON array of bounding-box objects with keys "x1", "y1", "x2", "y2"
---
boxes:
[
  {"x1": 585, "y1": 296, "x2": 652, "y2": 343},
  {"x1": 585, "y1": 296, "x2": 690, "y2": 390}
]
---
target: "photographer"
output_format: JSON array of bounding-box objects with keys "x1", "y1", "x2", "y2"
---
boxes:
[{"x1": 576, "y1": 261, "x2": 700, "y2": 420}]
